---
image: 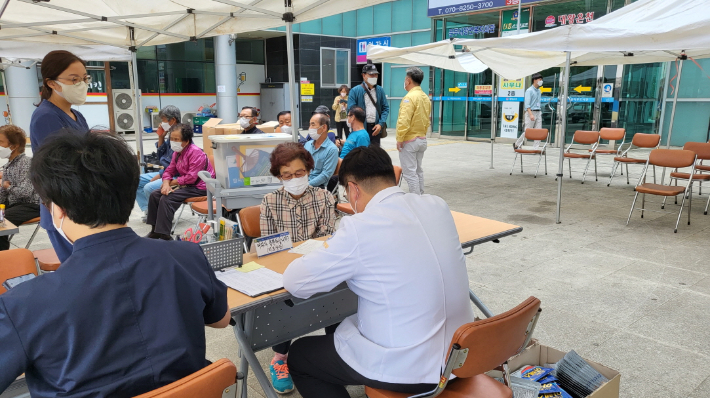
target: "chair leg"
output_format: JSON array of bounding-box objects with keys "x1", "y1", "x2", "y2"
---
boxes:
[
  {"x1": 594, "y1": 157, "x2": 598, "y2": 181},
  {"x1": 534, "y1": 154, "x2": 543, "y2": 178},
  {"x1": 520, "y1": 153, "x2": 524, "y2": 173},
  {"x1": 675, "y1": 179, "x2": 678, "y2": 205},
  {"x1": 568, "y1": 158, "x2": 573, "y2": 178},
  {"x1": 581, "y1": 157, "x2": 593, "y2": 184},
  {"x1": 653, "y1": 165, "x2": 657, "y2": 184},
  {"x1": 662, "y1": 195, "x2": 668, "y2": 209},
  {"x1": 171, "y1": 203, "x2": 186, "y2": 235},
  {"x1": 641, "y1": 193, "x2": 645, "y2": 218},
  {"x1": 704, "y1": 192, "x2": 710, "y2": 215},
  {"x1": 689, "y1": 186, "x2": 692, "y2": 225},
  {"x1": 676, "y1": 191, "x2": 688, "y2": 233},
  {"x1": 24, "y1": 224, "x2": 41, "y2": 249},
  {"x1": 544, "y1": 151, "x2": 548, "y2": 175},
  {"x1": 627, "y1": 191, "x2": 639, "y2": 225},
  {"x1": 510, "y1": 153, "x2": 519, "y2": 175},
  {"x1": 608, "y1": 161, "x2": 619, "y2": 186},
  {"x1": 626, "y1": 164, "x2": 630, "y2": 184}
]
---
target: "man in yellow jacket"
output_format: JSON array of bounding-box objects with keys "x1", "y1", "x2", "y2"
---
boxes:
[{"x1": 396, "y1": 67, "x2": 431, "y2": 195}]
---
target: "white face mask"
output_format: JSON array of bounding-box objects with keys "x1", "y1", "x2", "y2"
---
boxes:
[
  {"x1": 281, "y1": 125, "x2": 292, "y2": 134},
  {"x1": 404, "y1": 80, "x2": 408, "y2": 91},
  {"x1": 52, "y1": 204, "x2": 73, "y2": 245},
  {"x1": 308, "y1": 127, "x2": 321, "y2": 141},
  {"x1": 282, "y1": 175, "x2": 309, "y2": 196},
  {"x1": 170, "y1": 141, "x2": 184, "y2": 153},
  {"x1": 340, "y1": 92, "x2": 347, "y2": 97},
  {"x1": 160, "y1": 122, "x2": 171, "y2": 131},
  {"x1": 347, "y1": 185, "x2": 359, "y2": 214},
  {"x1": 239, "y1": 117, "x2": 252, "y2": 129},
  {"x1": 537, "y1": 79, "x2": 543, "y2": 87},
  {"x1": 367, "y1": 77, "x2": 378, "y2": 86},
  {"x1": 54, "y1": 80, "x2": 88, "y2": 105},
  {"x1": 0, "y1": 145, "x2": 12, "y2": 159}
]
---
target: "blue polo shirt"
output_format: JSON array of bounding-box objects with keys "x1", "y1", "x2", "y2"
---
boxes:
[
  {"x1": 0, "y1": 228, "x2": 228, "y2": 398},
  {"x1": 304, "y1": 138, "x2": 339, "y2": 188},
  {"x1": 340, "y1": 129, "x2": 371, "y2": 158}
]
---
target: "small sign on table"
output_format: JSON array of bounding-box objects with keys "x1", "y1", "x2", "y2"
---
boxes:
[{"x1": 255, "y1": 231, "x2": 293, "y2": 257}]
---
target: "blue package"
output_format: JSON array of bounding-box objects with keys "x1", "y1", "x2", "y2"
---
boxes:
[
  {"x1": 539, "y1": 382, "x2": 564, "y2": 394},
  {"x1": 540, "y1": 391, "x2": 573, "y2": 398},
  {"x1": 538, "y1": 375, "x2": 559, "y2": 384},
  {"x1": 520, "y1": 366, "x2": 554, "y2": 382}
]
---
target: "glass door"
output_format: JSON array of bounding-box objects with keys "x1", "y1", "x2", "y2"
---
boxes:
[{"x1": 564, "y1": 65, "x2": 598, "y2": 143}]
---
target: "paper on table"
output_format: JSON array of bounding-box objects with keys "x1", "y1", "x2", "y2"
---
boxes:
[
  {"x1": 238, "y1": 261, "x2": 264, "y2": 273},
  {"x1": 289, "y1": 239, "x2": 325, "y2": 255},
  {"x1": 216, "y1": 267, "x2": 283, "y2": 297}
]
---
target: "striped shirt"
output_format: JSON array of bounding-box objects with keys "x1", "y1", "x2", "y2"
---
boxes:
[{"x1": 260, "y1": 186, "x2": 336, "y2": 243}]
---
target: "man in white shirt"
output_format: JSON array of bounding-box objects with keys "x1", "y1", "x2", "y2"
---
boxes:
[{"x1": 284, "y1": 146, "x2": 474, "y2": 398}]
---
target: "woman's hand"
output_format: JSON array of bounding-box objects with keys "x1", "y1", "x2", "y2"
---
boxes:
[{"x1": 160, "y1": 180, "x2": 172, "y2": 195}]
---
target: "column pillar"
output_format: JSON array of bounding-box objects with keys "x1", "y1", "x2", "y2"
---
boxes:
[
  {"x1": 4, "y1": 61, "x2": 40, "y2": 133},
  {"x1": 214, "y1": 35, "x2": 239, "y2": 124}
]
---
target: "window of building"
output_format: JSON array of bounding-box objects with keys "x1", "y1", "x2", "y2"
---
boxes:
[
  {"x1": 235, "y1": 39, "x2": 265, "y2": 65},
  {"x1": 321, "y1": 48, "x2": 350, "y2": 88}
]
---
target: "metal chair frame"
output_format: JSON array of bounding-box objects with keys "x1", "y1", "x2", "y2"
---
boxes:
[
  {"x1": 665, "y1": 142, "x2": 710, "y2": 215},
  {"x1": 608, "y1": 133, "x2": 661, "y2": 186},
  {"x1": 562, "y1": 131, "x2": 600, "y2": 184},
  {"x1": 509, "y1": 129, "x2": 550, "y2": 178},
  {"x1": 7, "y1": 219, "x2": 41, "y2": 249}
]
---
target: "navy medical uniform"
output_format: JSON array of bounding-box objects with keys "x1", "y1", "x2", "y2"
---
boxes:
[
  {"x1": 29, "y1": 100, "x2": 89, "y2": 262},
  {"x1": 0, "y1": 228, "x2": 228, "y2": 398}
]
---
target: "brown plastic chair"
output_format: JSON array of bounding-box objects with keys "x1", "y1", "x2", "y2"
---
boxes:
[
  {"x1": 562, "y1": 130, "x2": 600, "y2": 183},
  {"x1": 366, "y1": 297, "x2": 542, "y2": 398},
  {"x1": 33, "y1": 248, "x2": 61, "y2": 273},
  {"x1": 7, "y1": 216, "x2": 42, "y2": 250},
  {"x1": 336, "y1": 166, "x2": 403, "y2": 217},
  {"x1": 237, "y1": 205, "x2": 261, "y2": 252},
  {"x1": 608, "y1": 133, "x2": 661, "y2": 186},
  {"x1": 510, "y1": 128, "x2": 549, "y2": 178},
  {"x1": 627, "y1": 149, "x2": 697, "y2": 233},
  {"x1": 667, "y1": 142, "x2": 710, "y2": 215},
  {"x1": 133, "y1": 358, "x2": 238, "y2": 398},
  {"x1": 0, "y1": 248, "x2": 38, "y2": 295}
]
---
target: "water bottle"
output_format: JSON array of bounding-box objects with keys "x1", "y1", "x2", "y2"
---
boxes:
[{"x1": 0, "y1": 204, "x2": 5, "y2": 226}]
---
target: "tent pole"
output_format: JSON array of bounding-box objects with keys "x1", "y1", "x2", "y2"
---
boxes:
[
  {"x1": 556, "y1": 51, "x2": 571, "y2": 224},
  {"x1": 284, "y1": 2, "x2": 299, "y2": 142},
  {"x1": 129, "y1": 49, "x2": 144, "y2": 163},
  {"x1": 661, "y1": 58, "x2": 683, "y2": 185},
  {"x1": 516, "y1": 0, "x2": 522, "y2": 35},
  {"x1": 490, "y1": 73, "x2": 497, "y2": 169}
]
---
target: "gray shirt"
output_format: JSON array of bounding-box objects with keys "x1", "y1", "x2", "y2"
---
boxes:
[{"x1": 524, "y1": 85, "x2": 541, "y2": 111}]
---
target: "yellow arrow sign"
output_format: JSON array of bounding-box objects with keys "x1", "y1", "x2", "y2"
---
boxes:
[
  {"x1": 448, "y1": 87, "x2": 461, "y2": 93},
  {"x1": 573, "y1": 85, "x2": 592, "y2": 93},
  {"x1": 540, "y1": 87, "x2": 552, "y2": 93}
]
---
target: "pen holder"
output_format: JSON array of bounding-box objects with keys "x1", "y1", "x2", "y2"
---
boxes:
[{"x1": 200, "y1": 236, "x2": 245, "y2": 271}]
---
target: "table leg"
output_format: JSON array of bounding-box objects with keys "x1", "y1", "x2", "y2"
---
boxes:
[
  {"x1": 232, "y1": 312, "x2": 280, "y2": 398},
  {"x1": 469, "y1": 289, "x2": 494, "y2": 318}
]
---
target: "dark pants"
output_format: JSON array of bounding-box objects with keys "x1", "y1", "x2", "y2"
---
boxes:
[
  {"x1": 336, "y1": 121, "x2": 350, "y2": 139},
  {"x1": 147, "y1": 186, "x2": 206, "y2": 235},
  {"x1": 289, "y1": 334, "x2": 437, "y2": 398},
  {"x1": 366, "y1": 123, "x2": 381, "y2": 147},
  {"x1": 0, "y1": 203, "x2": 40, "y2": 251},
  {"x1": 272, "y1": 323, "x2": 339, "y2": 355}
]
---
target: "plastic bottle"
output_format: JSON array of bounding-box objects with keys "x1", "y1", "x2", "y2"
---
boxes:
[{"x1": 0, "y1": 204, "x2": 5, "y2": 226}]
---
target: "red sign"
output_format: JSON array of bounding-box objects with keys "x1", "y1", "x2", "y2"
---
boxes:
[
  {"x1": 474, "y1": 85, "x2": 493, "y2": 95},
  {"x1": 545, "y1": 15, "x2": 555, "y2": 27},
  {"x1": 506, "y1": 0, "x2": 520, "y2": 5}
]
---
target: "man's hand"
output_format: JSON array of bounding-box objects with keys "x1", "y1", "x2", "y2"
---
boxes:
[
  {"x1": 150, "y1": 174, "x2": 161, "y2": 182},
  {"x1": 336, "y1": 139, "x2": 344, "y2": 149},
  {"x1": 372, "y1": 124, "x2": 382, "y2": 136},
  {"x1": 160, "y1": 181, "x2": 172, "y2": 195},
  {"x1": 529, "y1": 112, "x2": 535, "y2": 121},
  {"x1": 396, "y1": 141, "x2": 404, "y2": 152},
  {"x1": 2, "y1": 180, "x2": 10, "y2": 189}
]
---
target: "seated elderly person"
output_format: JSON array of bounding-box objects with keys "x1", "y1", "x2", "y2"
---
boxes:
[
  {"x1": 275, "y1": 111, "x2": 292, "y2": 135},
  {"x1": 259, "y1": 142, "x2": 336, "y2": 394},
  {"x1": 136, "y1": 105, "x2": 180, "y2": 222},
  {"x1": 146, "y1": 123, "x2": 215, "y2": 240},
  {"x1": 0, "y1": 125, "x2": 40, "y2": 251},
  {"x1": 239, "y1": 106, "x2": 264, "y2": 134},
  {"x1": 304, "y1": 113, "x2": 339, "y2": 189}
]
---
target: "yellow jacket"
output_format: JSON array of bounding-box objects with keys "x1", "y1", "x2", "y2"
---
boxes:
[
  {"x1": 332, "y1": 95, "x2": 348, "y2": 122},
  {"x1": 396, "y1": 86, "x2": 431, "y2": 143}
]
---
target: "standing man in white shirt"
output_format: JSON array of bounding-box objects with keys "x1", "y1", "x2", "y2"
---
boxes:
[
  {"x1": 283, "y1": 146, "x2": 475, "y2": 398},
  {"x1": 524, "y1": 73, "x2": 544, "y2": 132}
]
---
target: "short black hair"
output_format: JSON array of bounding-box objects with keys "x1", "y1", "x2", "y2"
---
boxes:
[
  {"x1": 339, "y1": 146, "x2": 396, "y2": 189},
  {"x1": 348, "y1": 106, "x2": 366, "y2": 123},
  {"x1": 169, "y1": 123, "x2": 194, "y2": 143},
  {"x1": 532, "y1": 73, "x2": 543, "y2": 80},
  {"x1": 29, "y1": 132, "x2": 139, "y2": 228},
  {"x1": 277, "y1": 110, "x2": 291, "y2": 120},
  {"x1": 241, "y1": 106, "x2": 258, "y2": 117}
]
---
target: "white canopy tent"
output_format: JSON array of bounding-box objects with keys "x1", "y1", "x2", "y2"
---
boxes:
[
  {"x1": 367, "y1": 39, "x2": 488, "y2": 74},
  {"x1": 0, "y1": 0, "x2": 395, "y2": 157},
  {"x1": 366, "y1": 0, "x2": 710, "y2": 223}
]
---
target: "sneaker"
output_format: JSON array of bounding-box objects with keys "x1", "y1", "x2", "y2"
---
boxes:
[
  {"x1": 141, "y1": 213, "x2": 148, "y2": 223},
  {"x1": 269, "y1": 359, "x2": 294, "y2": 394}
]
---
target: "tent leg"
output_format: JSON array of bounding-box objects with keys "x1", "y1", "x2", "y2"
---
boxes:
[
  {"x1": 130, "y1": 50, "x2": 144, "y2": 164},
  {"x1": 556, "y1": 52, "x2": 571, "y2": 224},
  {"x1": 285, "y1": 11, "x2": 299, "y2": 142},
  {"x1": 490, "y1": 73, "x2": 497, "y2": 169}
]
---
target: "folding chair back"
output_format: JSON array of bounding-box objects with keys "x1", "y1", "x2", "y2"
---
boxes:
[
  {"x1": 684, "y1": 142, "x2": 710, "y2": 160},
  {"x1": 134, "y1": 358, "x2": 237, "y2": 398},
  {"x1": 0, "y1": 248, "x2": 38, "y2": 295},
  {"x1": 599, "y1": 128, "x2": 625, "y2": 142},
  {"x1": 524, "y1": 128, "x2": 548, "y2": 141},
  {"x1": 572, "y1": 130, "x2": 600, "y2": 145},
  {"x1": 631, "y1": 133, "x2": 661, "y2": 148},
  {"x1": 649, "y1": 149, "x2": 696, "y2": 169},
  {"x1": 393, "y1": 165, "x2": 403, "y2": 186},
  {"x1": 238, "y1": 206, "x2": 261, "y2": 239}
]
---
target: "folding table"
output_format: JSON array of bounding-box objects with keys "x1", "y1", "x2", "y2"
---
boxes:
[{"x1": 0, "y1": 221, "x2": 19, "y2": 237}]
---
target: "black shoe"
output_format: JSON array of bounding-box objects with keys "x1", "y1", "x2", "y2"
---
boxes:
[
  {"x1": 158, "y1": 234, "x2": 173, "y2": 241},
  {"x1": 145, "y1": 232, "x2": 162, "y2": 239}
]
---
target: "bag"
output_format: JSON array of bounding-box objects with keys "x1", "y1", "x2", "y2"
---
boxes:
[{"x1": 362, "y1": 83, "x2": 388, "y2": 138}]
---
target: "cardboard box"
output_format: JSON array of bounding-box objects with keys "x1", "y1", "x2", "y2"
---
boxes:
[
  {"x1": 201, "y1": 118, "x2": 223, "y2": 159},
  {"x1": 507, "y1": 342, "x2": 620, "y2": 398},
  {"x1": 217, "y1": 123, "x2": 243, "y2": 135},
  {"x1": 257, "y1": 121, "x2": 279, "y2": 134}
]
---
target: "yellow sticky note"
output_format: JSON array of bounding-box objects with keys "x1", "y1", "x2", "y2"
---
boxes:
[
  {"x1": 238, "y1": 261, "x2": 264, "y2": 273},
  {"x1": 324, "y1": 241, "x2": 329, "y2": 249}
]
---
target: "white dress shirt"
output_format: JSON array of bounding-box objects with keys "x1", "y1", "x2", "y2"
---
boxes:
[{"x1": 283, "y1": 186, "x2": 474, "y2": 384}]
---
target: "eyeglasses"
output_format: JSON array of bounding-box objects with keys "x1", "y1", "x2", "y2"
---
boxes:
[
  {"x1": 57, "y1": 75, "x2": 92, "y2": 86},
  {"x1": 279, "y1": 169, "x2": 307, "y2": 180}
]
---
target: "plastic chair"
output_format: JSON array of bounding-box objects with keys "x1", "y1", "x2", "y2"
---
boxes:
[
  {"x1": 133, "y1": 358, "x2": 239, "y2": 398},
  {"x1": 365, "y1": 297, "x2": 542, "y2": 398},
  {"x1": 562, "y1": 130, "x2": 600, "y2": 183},
  {"x1": 594, "y1": 128, "x2": 626, "y2": 177},
  {"x1": 337, "y1": 165, "x2": 403, "y2": 216},
  {"x1": 627, "y1": 149, "x2": 697, "y2": 233},
  {"x1": 608, "y1": 133, "x2": 661, "y2": 186},
  {"x1": 6, "y1": 217, "x2": 41, "y2": 249},
  {"x1": 0, "y1": 248, "x2": 38, "y2": 295},
  {"x1": 33, "y1": 248, "x2": 61, "y2": 273},
  {"x1": 667, "y1": 142, "x2": 710, "y2": 215},
  {"x1": 237, "y1": 205, "x2": 261, "y2": 252},
  {"x1": 509, "y1": 128, "x2": 549, "y2": 178}
]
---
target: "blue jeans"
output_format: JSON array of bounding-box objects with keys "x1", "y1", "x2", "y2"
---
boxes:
[{"x1": 136, "y1": 172, "x2": 163, "y2": 212}]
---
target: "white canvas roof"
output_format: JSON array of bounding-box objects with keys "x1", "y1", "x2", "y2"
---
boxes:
[{"x1": 366, "y1": 40, "x2": 488, "y2": 74}]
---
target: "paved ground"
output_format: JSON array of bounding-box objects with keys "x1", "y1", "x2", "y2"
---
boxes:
[{"x1": 8, "y1": 133, "x2": 710, "y2": 397}]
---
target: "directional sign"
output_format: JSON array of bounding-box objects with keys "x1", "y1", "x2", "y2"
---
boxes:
[
  {"x1": 540, "y1": 87, "x2": 552, "y2": 93},
  {"x1": 457, "y1": 82, "x2": 468, "y2": 88},
  {"x1": 449, "y1": 87, "x2": 461, "y2": 93},
  {"x1": 573, "y1": 85, "x2": 592, "y2": 93}
]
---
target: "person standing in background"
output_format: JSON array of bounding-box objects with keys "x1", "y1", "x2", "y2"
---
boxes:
[
  {"x1": 347, "y1": 61, "x2": 389, "y2": 147},
  {"x1": 332, "y1": 85, "x2": 350, "y2": 140},
  {"x1": 29, "y1": 50, "x2": 90, "y2": 262},
  {"x1": 396, "y1": 67, "x2": 430, "y2": 195},
  {"x1": 524, "y1": 73, "x2": 544, "y2": 133}
]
